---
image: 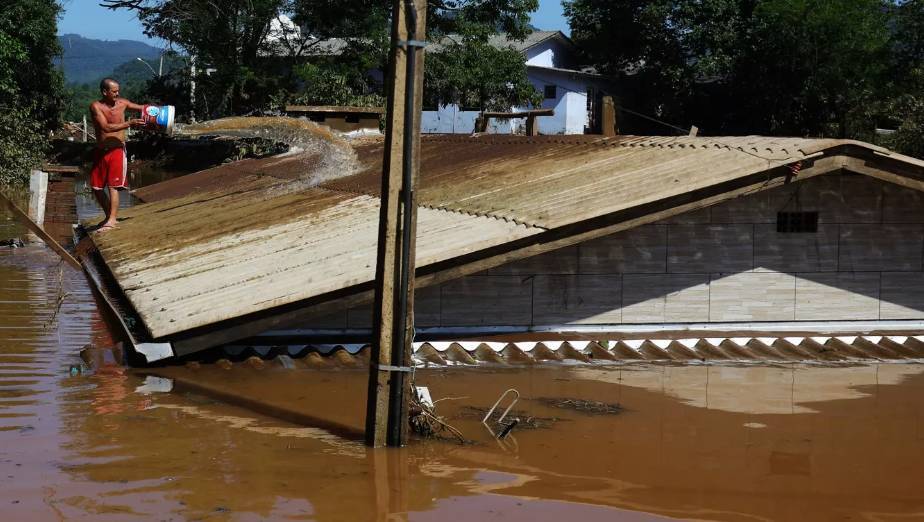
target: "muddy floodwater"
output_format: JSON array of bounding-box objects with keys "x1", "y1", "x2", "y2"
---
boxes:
[
  {"x1": 2, "y1": 247, "x2": 924, "y2": 521},
  {"x1": 4, "y1": 177, "x2": 924, "y2": 520}
]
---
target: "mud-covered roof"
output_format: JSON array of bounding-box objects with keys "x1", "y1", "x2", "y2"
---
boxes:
[{"x1": 89, "y1": 132, "x2": 924, "y2": 341}]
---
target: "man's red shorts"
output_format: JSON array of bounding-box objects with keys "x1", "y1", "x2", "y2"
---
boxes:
[{"x1": 90, "y1": 146, "x2": 127, "y2": 190}]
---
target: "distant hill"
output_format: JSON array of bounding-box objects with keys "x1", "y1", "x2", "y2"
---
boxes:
[{"x1": 57, "y1": 33, "x2": 163, "y2": 85}]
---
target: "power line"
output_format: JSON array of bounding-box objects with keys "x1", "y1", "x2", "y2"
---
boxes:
[
  {"x1": 617, "y1": 105, "x2": 689, "y2": 134},
  {"x1": 538, "y1": 77, "x2": 799, "y2": 163}
]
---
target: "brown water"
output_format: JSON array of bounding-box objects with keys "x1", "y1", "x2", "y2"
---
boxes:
[
  {"x1": 2, "y1": 244, "x2": 924, "y2": 520},
  {"x1": 4, "y1": 145, "x2": 924, "y2": 520}
]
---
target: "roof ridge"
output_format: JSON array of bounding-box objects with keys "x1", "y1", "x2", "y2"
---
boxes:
[
  {"x1": 419, "y1": 203, "x2": 545, "y2": 229},
  {"x1": 316, "y1": 180, "x2": 546, "y2": 229},
  {"x1": 314, "y1": 183, "x2": 376, "y2": 198}
]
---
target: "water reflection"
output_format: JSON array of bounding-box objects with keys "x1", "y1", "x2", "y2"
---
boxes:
[{"x1": 2, "y1": 212, "x2": 924, "y2": 520}]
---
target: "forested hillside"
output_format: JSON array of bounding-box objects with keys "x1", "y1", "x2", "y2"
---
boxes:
[{"x1": 56, "y1": 33, "x2": 161, "y2": 84}]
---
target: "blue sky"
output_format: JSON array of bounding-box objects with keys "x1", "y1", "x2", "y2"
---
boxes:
[{"x1": 57, "y1": 0, "x2": 569, "y2": 44}]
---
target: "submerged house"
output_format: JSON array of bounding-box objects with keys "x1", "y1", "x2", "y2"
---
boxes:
[
  {"x1": 421, "y1": 31, "x2": 611, "y2": 135},
  {"x1": 78, "y1": 132, "x2": 924, "y2": 363}
]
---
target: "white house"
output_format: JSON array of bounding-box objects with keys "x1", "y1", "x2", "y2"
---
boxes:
[{"x1": 422, "y1": 31, "x2": 611, "y2": 135}]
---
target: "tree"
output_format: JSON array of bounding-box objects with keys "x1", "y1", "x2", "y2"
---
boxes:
[
  {"x1": 878, "y1": 0, "x2": 924, "y2": 157},
  {"x1": 563, "y1": 0, "x2": 747, "y2": 131},
  {"x1": 102, "y1": 0, "x2": 540, "y2": 117},
  {"x1": 0, "y1": 0, "x2": 65, "y2": 185},
  {"x1": 563, "y1": 0, "x2": 899, "y2": 143},
  {"x1": 734, "y1": 0, "x2": 891, "y2": 138},
  {"x1": 102, "y1": 0, "x2": 294, "y2": 117},
  {"x1": 425, "y1": 37, "x2": 540, "y2": 111}
]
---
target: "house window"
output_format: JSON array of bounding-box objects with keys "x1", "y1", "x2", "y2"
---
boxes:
[
  {"x1": 777, "y1": 211, "x2": 818, "y2": 233},
  {"x1": 544, "y1": 85, "x2": 557, "y2": 99}
]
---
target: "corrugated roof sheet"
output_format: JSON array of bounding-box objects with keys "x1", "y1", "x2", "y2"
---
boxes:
[{"x1": 97, "y1": 133, "x2": 924, "y2": 340}]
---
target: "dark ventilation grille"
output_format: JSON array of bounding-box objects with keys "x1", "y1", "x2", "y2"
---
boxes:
[
  {"x1": 777, "y1": 211, "x2": 818, "y2": 233},
  {"x1": 544, "y1": 85, "x2": 557, "y2": 99}
]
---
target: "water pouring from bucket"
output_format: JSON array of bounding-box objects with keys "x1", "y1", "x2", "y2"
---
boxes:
[{"x1": 140, "y1": 105, "x2": 175, "y2": 135}]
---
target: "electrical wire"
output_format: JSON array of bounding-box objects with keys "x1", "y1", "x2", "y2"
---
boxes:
[{"x1": 535, "y1": 76, "x2": 800, "y2": 164}]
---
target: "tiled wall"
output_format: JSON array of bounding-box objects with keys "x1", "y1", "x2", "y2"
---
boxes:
[{"x1": 327, "y1": 173, "x2": 924, "y2": 328}]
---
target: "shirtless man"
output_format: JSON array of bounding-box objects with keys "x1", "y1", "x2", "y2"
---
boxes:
[{"x1": 89, "y1": 77, "x2": 146, "y2": 230}]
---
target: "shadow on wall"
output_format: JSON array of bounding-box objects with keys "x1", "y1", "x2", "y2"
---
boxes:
[{"x1": 312, "y1": 173, "x2": 924, "y2": 328}]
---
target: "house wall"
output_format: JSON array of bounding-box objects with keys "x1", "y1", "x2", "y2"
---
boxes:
[
  {"x1": 529, "y1": 67, "x2": 595, "y2": 135},
  {"x1": 317, "y1": 173, "x2": 924, "y2": 329},
  {"x1": 421, "y1": 104, "x2": 515, "y2": 134},
  {"x1": 421, "y1": 37, "x2": 602, "y2": 135},
  {"x1": 524, "y1": 39, "x2": 573, "y2": 69}
]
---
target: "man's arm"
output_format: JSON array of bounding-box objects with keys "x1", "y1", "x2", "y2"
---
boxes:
[
  {"x1": 122, "y1": 100, "x2": 146, "y2": 112},
  {"x1": 90, "y1": 103, "x2": 142, "y2": 132}
]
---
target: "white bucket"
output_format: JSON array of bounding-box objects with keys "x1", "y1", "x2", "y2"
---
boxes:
[{"x1": 141, "y1": 104, "x2": 175, "y2": 135}]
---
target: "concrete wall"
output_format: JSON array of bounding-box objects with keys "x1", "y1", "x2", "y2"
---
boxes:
[
  {"x1": 524, "y1": 39, "x2": 573, "y2": 69},
  {"x1": 323, "y1": 173, "x2": 924, "y2": 329},
  {"x1": 421, "y1": 66, "x2": 604, "y2": 135},
  {"x1": 421, "y1": 104, "x2": 515, "y2": 134},
  {"x1": 529, "y1": 67, "x2": 592, "y2": 135}
]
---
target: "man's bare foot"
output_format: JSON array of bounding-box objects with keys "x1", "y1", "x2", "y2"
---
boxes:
[{"x1": 96, "y1": 222, "x2": 118, "y2": 232}]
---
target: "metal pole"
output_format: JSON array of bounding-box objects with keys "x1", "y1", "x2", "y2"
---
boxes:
[
  {"x1": 136, "y1": 57, "x2": 157, "y2": 77},
  {"x1": 365, "y1": 0, "x2": 427, "y2": 448}
]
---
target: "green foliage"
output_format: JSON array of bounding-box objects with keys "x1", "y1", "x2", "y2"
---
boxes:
[
  {"x1": 564, "y1": 0, "x2": 924, "y2": 159},
  {"x1": 0, "y1": 105, "x2": 48, "y2": 185},
  {"x1": 102, "y1": 0, "x2": 539, "y2": 118},
  {"x1": 0, "y1": 0, "x2": 64, "y2": 185},
  {"x1": 425, "y1": 38, "x2": 540, "y2": 111},
  {"x1": 61, "y1": 83, "x2": 98, "y2": 122},
  {"x1": 877, "y1": 68, "x2": 924, "y2": 158},
  {"x1": 61, "y1": 51, "x2": 190, "y2": 122},
  {"x1": 102, "y1": 0, "x2": 293, "y2": 117},
  {"x1": 281, "y1": 62, "x2": 385, "y2": 108},
  {"x1": 741, "y1": 0, "x2": 891, "y2": 137},
  {"x1": 883, "y1": 1, "x2": 924, "y2": 157}
]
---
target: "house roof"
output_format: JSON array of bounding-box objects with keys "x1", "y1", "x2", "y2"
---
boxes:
[
  {"x1": 486, "y1": 30, "x2": 573, "y2": 53},
  {"x1": 526, "y1": 64, "x2": 604, "y2": 78},
  {"x1": 88, "y1": 127, "x2": 924, "y2": 348},
  {"x1": 426, "y1": 30, "x2": 573, "y2": 55},
  {"x1": 271, "y1": 30, "x2": 572, "y2": 57}
]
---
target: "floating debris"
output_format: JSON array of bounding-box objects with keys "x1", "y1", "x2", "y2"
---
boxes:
[
  {"x1": 536, "y1": 397, "x2": 622, "y2": 415},
  {"x1": 409, "y1": 386, "x2": 467, "y2": 444},
  {"x1": 456, "y1": 406, "x2": 558, "y2": 430}
]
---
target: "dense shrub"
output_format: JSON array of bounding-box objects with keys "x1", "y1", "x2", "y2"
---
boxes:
[{"x1": 0, "y1": 1, "x2": 64, "y2": 185}]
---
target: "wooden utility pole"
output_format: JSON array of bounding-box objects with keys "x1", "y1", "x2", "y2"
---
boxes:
[
  {"x1": 365, "y1": 0, "x2": 427, "y2": 448},
  {"x1": 601, "y1": 96, "x2": 617, "y2": 137}
]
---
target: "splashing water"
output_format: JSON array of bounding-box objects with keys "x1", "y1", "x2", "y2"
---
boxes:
[{"x1": 176, "y1": 116, "x2": 364, "y2": 188}]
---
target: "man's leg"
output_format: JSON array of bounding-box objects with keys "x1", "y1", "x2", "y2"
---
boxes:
[
  {"x1": 92, "y1": 189, "x2": 109, "y2": 226},
  {"x1": 90, "y1": 149, "x2": 109, "y2": 227},
  {"x1": 101, "y1": 187, "x2": 119, "y2": 228},
  {"x1": 98, "y1": 146, "x2": 126, "y2": 230}
]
